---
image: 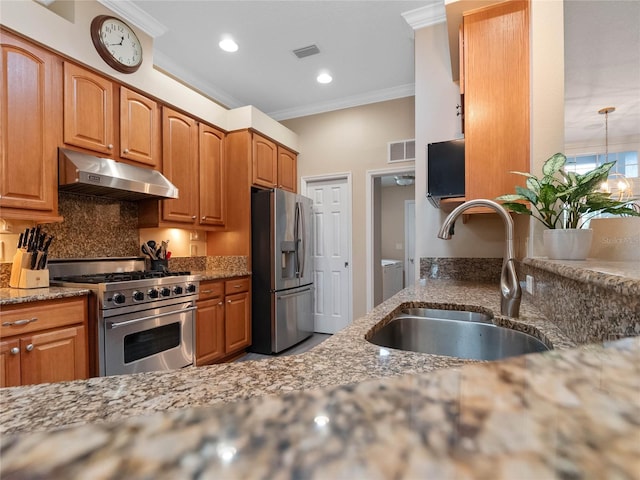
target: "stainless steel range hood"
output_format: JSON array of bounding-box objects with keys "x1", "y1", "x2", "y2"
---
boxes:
[{"x1": 58, "y1": 149, "x2": 179, "y2": 201}]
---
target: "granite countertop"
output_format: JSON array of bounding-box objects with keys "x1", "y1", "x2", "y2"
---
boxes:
[
  {"x1": 0, "y1": 280, "x2": 573, "y2": 436},
  {"x1": 0, "y1": 286, "x2": 91, "y2": 306},
  {"x1": 194, "y1": 269, "x2": 251, "y2": 281},
  {"x1": 0, "y1": 279, "x2": 637, "y2": 478},
  {"x1": 1, "y1": 263, "x2": 637, "y2": 478}
]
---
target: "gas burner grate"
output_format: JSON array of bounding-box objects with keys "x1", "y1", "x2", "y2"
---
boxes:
[{"x1": 54, "y1": 270, "x2": 191, "y2": 284}]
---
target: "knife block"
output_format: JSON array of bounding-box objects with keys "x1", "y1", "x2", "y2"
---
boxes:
[
  {"x1": 12, "y1": 269, "x2": 50, "y2": 289},
  {"x1": 9, "y1": 250, "x2": 49, "y2": 288}
]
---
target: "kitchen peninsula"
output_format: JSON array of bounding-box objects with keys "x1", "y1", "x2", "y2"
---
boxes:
[{"x1": 1, "y1": 258, "x2": 639, "y2": 478}]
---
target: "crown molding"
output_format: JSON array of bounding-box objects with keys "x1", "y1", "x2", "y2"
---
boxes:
[
  {"x1": 268, "y1": 84, "x2": 415, "y2": 121},
  {"x1": 401, "y1": 3, "x2": 446, "y2": 30},
  {"x1": 97, "y1": 0, "x2": 167, "y2": 38}
]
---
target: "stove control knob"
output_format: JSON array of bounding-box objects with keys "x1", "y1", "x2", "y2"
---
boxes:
[
  {"x1": 148, "y1": 288, "x2": 160, "y2": 299},
  {"x1": 132, "y1": 290, "x2": 144, "y2": 302},
  {"x1": 173, "y1": 285, "x2": 183, "y2": 295},
  {"x1": 160, "y1": 287, "x2": 171, "y2": 297},
  {"x1": 113, "y1": 293, "x2": 126, "y2": 305},
  {"x1": 186, "y1": 284, "x2": 197, "y2": 294}
]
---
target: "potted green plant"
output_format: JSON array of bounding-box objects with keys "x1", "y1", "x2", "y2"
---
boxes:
[{"x1": 496, "y1": 152, "x2": 640, "y2": 259}]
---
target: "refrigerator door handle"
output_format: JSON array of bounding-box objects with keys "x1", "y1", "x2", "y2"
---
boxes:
[
  {"x1": 294, "y1": 201, "x2": 302, "y2": 278},
  {"x1": 299, "y1": 202, "x2": 306, "y2": 278}
]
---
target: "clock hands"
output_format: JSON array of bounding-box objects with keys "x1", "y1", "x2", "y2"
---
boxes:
[{"x1": 107, "y1": 36, "x2": 124, "y2": 47}]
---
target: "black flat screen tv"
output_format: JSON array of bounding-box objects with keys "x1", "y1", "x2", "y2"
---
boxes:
[{"x1": 427, "y1": 139, "x2": 465, "y2": 199}]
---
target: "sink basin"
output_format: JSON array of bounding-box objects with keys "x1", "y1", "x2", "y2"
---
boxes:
[{"x1": 367, "y1": 308, "x2": 550, "y2": 361}]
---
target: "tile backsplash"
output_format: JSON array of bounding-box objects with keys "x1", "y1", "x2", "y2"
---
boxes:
[{"x1": 42, "y1": 192, "x2": 140, "y2": 258}]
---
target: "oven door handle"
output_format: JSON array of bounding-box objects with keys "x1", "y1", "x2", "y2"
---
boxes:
[{"x1": 107, "y1": 306, "x2": 197, "y2": 329}]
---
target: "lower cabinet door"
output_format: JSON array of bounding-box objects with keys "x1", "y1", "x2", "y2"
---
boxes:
[
  {"x1": 195, "y1": 298, "x2": 225, "y2": 365},
  {"x1": 225, "y1": 292, "x2": 251, "y2": 353},
  {"x1": 20, "y1": 326, "x2": 88, "y2": 386},
  {"x1": 0, "y1": 338, "x2": 21, "y2": 388}
]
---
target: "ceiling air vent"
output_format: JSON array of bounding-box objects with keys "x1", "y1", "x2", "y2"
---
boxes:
[
  {"x1": 388, "y1": 139, "x2": 416, "y2": 163},
  {"x1": 293, "y1": 44, "x2": 320, "y2": 59}
]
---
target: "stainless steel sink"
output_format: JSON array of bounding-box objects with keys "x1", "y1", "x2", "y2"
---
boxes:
[{"x1": 367, "y1": 308, "x2": 550, "y2": 360}]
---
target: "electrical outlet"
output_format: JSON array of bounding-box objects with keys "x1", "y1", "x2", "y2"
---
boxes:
[{"x1": 525, "y1": 275, "x2": 535, "y2": 295}]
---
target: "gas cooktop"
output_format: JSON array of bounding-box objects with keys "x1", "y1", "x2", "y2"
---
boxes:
[{"x1": 54, "y1": 270, "x2": 191, "y2": 284}]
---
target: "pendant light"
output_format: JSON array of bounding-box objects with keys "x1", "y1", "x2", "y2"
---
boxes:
[{"x1": 598, "y1": 106, "x2": 632, "y2": 201}]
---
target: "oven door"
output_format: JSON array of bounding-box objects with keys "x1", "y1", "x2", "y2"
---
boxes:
[{"x1": 103, "y1": 302, "x2": 195, "y2": 377}]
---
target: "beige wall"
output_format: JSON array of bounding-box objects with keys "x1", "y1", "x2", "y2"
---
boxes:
[
  {"x1": 282, "y1": 97, "x2": 415, "y2": 320},
  {"x1": 380, "y1": 185, "x2": 414, "y2": 261}
]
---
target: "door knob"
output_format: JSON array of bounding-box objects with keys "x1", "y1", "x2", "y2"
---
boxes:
[{"x1": 344, "y1": 262, "x2": 349, "y2": 268}]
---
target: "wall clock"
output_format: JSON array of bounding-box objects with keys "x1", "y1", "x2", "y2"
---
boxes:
[{"x1": 90, "y1": 15, "x2": 143, "y2": 74}]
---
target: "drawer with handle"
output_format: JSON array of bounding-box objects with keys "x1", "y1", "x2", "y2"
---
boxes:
[
  {"x1": 225, "y1": 277, "x2": 250, "y2": 295},
  {"x1": 0, "y1": 296, "x2": 88, "y2": 337},
  {"x1": 198, "y1": 281, "x2": 224, "y2": 301}
]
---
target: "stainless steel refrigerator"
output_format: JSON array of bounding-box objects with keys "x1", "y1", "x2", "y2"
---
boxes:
[{"x1": 250, "y1": 188, "x2": 314, "y2": 354}]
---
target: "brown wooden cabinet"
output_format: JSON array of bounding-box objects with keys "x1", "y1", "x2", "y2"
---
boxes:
[
  {"x1": 120, "y1": 86, "x2": 161, "y2": 169},
  {"x1": 139, "y1": 110, "x2": 226, "y2": 230},
  {"x1": 460, "y1": 0, "x2": 529, "y2": 213},
  {"x1": 199, "y1": 123, "x2": 226, "y2": 226},
  {"x1": 0, "y1": 296, "x2": 88, "y2": 387},
  {"x1": 0, "y1": 29, "x2": 62, "y2": 222},
  {"x1": 63, "y1": 63, "x2": 161, "y2": 169},
  {"x1": 160, "y1": 106, "x2": 199, "y2": 224},
  {"x1": 195, "y1": 281, "x2": 225, "y2": 366},
  {"x1": 277, "y1": 146, "x2": 298, "y2": 193},
  {"x1": 251, "y1": 132, "x2": 298, "y2": 192},
  {"x1": 252, "y1": 133, "x2": 278, "y2": 188},
  {"x1": 195, "y1": 277, "x2": 251, "y2": 366},
  {"x1": 63, "y1": 62, "x2": 115, "y2": 155}
]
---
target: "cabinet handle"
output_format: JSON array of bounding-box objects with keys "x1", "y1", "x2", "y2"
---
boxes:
[
  {"x1": 202, "y1": 289, "x2": 214, "y2": 294},
  {"x1": 218, "y1": 302, "x2": 223, "y2": 306},
  {"x1": 201, "y1": 217, "x2": 206, "y2": 221},
  {"x1": 233, "y1": 285, "x2": 241, "y2": 289},
  {"x1": 107, "y1": 144, "x2": 113, "y2": 150},
  {"x1": 10, "y1": 347, "x2": 19, "y2": 355},
  {"x1": 25, "y1": 344, "x2": 34, "y2": 352},
  {"x1": 2, "y1": 317, "x2": 38, "y2": 327},
  {"x1": 123, "y1": 148, "x2": 129, "y2": 154},
  {"x1": 227, "y1": 300, "x2": 232, "y2": 303},
  {"x1": 191, "y1": 215, "x2": 197, "y2": 220}
]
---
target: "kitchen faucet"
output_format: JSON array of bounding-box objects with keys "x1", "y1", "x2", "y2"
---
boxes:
[{"x1": 437, "y1": 199, "x2": 521, "y2": 318}]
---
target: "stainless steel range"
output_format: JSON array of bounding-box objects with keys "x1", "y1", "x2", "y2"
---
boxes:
[{"x1": 49, "y1": 257, "x2": 199, "y2": 377}]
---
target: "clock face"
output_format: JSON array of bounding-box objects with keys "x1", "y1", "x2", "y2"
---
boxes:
[{"x1": 91, "y1": 16, "x2": 143, "y2": 73}]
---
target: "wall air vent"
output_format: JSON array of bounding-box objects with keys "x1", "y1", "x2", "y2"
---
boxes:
[
  {"x1": 293, "y1": 44, "x2": 320, "y2": 59},
  {"x1": 388, "y1": 139, "x2": 416, "y2": 163}
]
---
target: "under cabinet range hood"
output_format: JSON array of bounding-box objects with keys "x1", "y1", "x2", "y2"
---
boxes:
[{"x1": 58, "y1": 149, "x2": 179, "y2": 201}]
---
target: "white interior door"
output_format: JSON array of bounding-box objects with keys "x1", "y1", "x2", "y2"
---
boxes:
[
  {"x1": 404, "y1": 200, "x2": 416, "y2": 287},
  {"x1": 305, "y1": 177, "x2": 351, "y2": 334}
]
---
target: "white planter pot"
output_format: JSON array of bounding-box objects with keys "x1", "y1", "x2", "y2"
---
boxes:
[{"x1": 543, "y1": 228, "x2": 593, "y2": 260}]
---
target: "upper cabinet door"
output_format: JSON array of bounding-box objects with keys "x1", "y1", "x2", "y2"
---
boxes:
[
  {"x1": 63, "y1": 62, "x2": 114, "y2": 155},
  {"x1": 161, "y1": 107, "x2": 198, "y2": 224},
  {"x1": 463, "y1": 1, "x2": 529, "y2": 204},
  {"x1": 277, "y1": 147, "x2": 297, "y2": 193},
  {"x1": 199, "y1": 123, "x2": 226, "y2": 226},
  {"x1": 252, "y1": 133, "x2": 277, "y2": 188},
  {"x1": 120, "y1": 87, "x2": 160, "y2": 169},
  {"x1": 0, "y1": 30, "x2": 61, "y2": 219}
]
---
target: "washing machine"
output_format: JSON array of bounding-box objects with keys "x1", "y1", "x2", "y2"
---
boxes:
[{"x1": 381, "y1": 259, "x2": 404, "y2": 301}]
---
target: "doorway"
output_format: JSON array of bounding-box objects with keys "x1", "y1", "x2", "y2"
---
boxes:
[
  {"x1": 301, "y1": 173, "x2": 353, "y2": 334},
  {"x1": 366, "y1": 166, "x2": 415, "y2": 311}
]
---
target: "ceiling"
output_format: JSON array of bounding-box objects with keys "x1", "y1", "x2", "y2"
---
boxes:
[{"x1": 106, "y1": 0, "x2": 639, "y2": 145}]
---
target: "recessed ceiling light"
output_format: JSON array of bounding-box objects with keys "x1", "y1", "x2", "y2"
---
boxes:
[
  {"x1": 317, "y1": 72, "x2": 332, "y2": 84},
  {"x1": 219, "y1": 37, "x2": 238, "y2": 53}
]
